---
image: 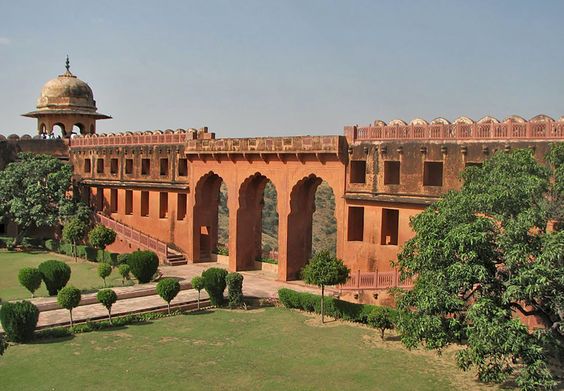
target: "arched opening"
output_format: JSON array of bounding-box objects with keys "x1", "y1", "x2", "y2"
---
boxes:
[
  {"x1": 236, "y1": 173, "x2": 277, "y2": 271},
  {"x1": 51, "y1": 123, "x2": 65, "y2": 139},
  {"x1": 193, "y1": 172, "x2": 226, "y2": 262},
  {"x1": 260, "y1": 181, "x2": 279, "y2": 263},
  {"x1": 72, "y1": 123, "x2": 85, "y2": 136},
  {"x1": 286, "y1": 175, "x2": 336, "y2": 280},
  {"x1": 217, "y1": 182, "x2": 229, "y2": 253},
  {"x1": 39, "y1": 123, "x2": 47, "y2": 138}
]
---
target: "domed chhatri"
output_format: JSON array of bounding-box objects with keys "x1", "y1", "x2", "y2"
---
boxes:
[{"x1": 22, "y1": 56, "x2": 111, "y2": 138}]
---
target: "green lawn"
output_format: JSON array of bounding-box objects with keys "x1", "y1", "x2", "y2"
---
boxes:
[
  {"x1": 0, "y1": 250, "x2": 127, "y2": 301},
  {"x1": 0, "y1": 308, "x2": 492, "y2": 391}
]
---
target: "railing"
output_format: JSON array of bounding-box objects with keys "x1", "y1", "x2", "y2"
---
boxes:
[
  {"x1": 338, "y1": 270, "x2": 414, "y2": 291},
  {"x1": 345, "y1": 121, "x2": 564, "y2": 142},
  {"x1": 95, "y1": 213, "x2": 169, "y2": 259},
  {"x1": 70, "y1": 132, "x2": 194, "y2": 148}
]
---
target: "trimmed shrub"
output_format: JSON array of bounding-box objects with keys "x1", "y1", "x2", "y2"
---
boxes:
[
  {"x1": 59, "y1": 242, "x2": 73, "y2": 256},
  {"x1": 117, "y1": 253, "x2": 129, "y2": 265},
  {"x1": 76, "y1": 245, "x2": 87, "y2": 259},
  {"x1": 84, "y1": 246, "x2": 97, "y2": 262},
  {"x1": 0, "y1": 300, "x2": 39, "y2": 342},
  {"x1": 118, "y1": 264, "x2": 130, "y2": 285},
  {"x1": 97, "y1": 263, "x2": 112, "y2": 287},
  {"x1": 57, "y1": 286, "x2": 81, "y2": 326},
  {"x1": 38, "y1": 260, "x2": 71, "y2": 295},
  {"x1": 191, "y1": 276, "x2": 205, "y2": 310},
  {"x1": 367, "y1": 306, "x2": 397, "y2": 340},
  {"x1": 96, "y1": 249, "x2": 106, "y2": 263},
  {"x1": 18, "y1": 267, "x2": 43, "y2": 298},
  {"x1": 226, "y1": 272, "x2": 244, "y2": 308},
  {"x1": 126, "y1": 250, "x2": 159, "y2": 283},
  {"x1": 96, "y1": 289, "x2": 118, "y2": 323},
  {"x1": 88, "y1": 224, "x2": 116, "y2": 250},
  {"x1": 156, "y1": 278, "x2": 181, "y2": 314},
  {"x1": 202, "y1": 267, "x2": 228, "y2": 306},
  {"x1": 6, "y1": 238, "x2": 15, "y2": 251},
  {"x1": 44, "y1": 239, "x2": 60, "y2": 252}
]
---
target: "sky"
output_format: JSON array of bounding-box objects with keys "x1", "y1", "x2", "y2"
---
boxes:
[{"x1": 1, "y1": 0, "x2": 563, "y2": 137}]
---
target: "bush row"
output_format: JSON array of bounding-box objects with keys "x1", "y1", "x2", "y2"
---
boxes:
[{"x1": 45, "y1": 239, "x2": 119, "y2": 265}]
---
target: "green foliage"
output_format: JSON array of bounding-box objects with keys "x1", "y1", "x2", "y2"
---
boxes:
[
  {"x1": 0, "y1": 300, "x2": 39, "y2": 342},
  {"x1": 0, "y1": 334, "x2": 7, "y2": 356},
  {"x1": 156, "y1": 278, "x2": 181, "y2": 314},
  {"x1": 126, "y1": 250, "x2": 159, "y2": 283},
  {"x1": 5, "y1": 238, "x2": 15, "y2": 251},
  {"x1": 117, "y1": 253, "x2": 129, "y2": 265},
  {"x1": 215, "y1": 246, "x2": 229, "y2": 256},
  {"x1": 226, "y1": 272, "x2": 244, "y2": 308},
  {"x1": 57, "y1": 286, "x2": 81, "y2": 326},
  {"x1": 17, "y1": 267, "x2": 43, "y2": 298},
  {"x1": 59, "y1": 242, "x2": 73, "y2": 256},
  {"x1": 38, "y1": 259, "x2": 71, "y2": 295},
  {"x1": 201, "y1": 267, "x2": 228, "y2": 306},
  {"x1": 88, "y1": 224, "x2": 116, "y2": 250},
  {"x1": 118, "y1": 264, "x2": 130, "y2": 284},
  {"x1": 44, "y1": 239, "x2": 60, "y2": 252},
  {"x1": 396, "y1": 148, "x2": 563, "y2": 389},
  {"x1": 96, "y1": 249, "x2": 118, "y2": 265},
  {"x1": 97, "y1": 263, "x2": 112, "y2": 287},
  {"x1": 191, "y1": 275, "x2": 205, "y2": 310},
  {"x1": 96, "y1": 289, "x2": 118, "y2": 322},
  {"x1": 62, "y1": 217, "x2": 89, "y2": 260},
  {"x1": 367, "y1": 306, "x2": 396, "y2": 340},
  {"x1": 257, "y1": 257, "x2": 278, "y2": 265}
]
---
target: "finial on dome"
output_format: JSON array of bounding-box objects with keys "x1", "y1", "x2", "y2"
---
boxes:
[{"x1": 65, "y1": 55, "x2": 70, "y2": 72}]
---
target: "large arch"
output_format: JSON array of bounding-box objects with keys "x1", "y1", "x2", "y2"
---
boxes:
[{"x1": 193, "y1": 171, "x2": 225, "y2": 262}]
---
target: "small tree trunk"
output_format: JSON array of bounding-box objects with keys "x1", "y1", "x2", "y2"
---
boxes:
[
  {"x1": 73, "y1": 240, "x2": 77, "y2": 262},
  {"x1": 381, "y1": 328, "x2": 385, "y2": 340},
  {"x1": 197, "y1": 291, "x2": 200, "y2": 310},
  {"x1": 321, "y1": 285, "x2": 325, "y2": 324},
  {"x1": 69, "y1": 309, "x2": 74, "y2": 327},
  {"x1": 167, "y1": 302, "x2": 171, "y2": 315},
  {"x1": 103, "y1": 278, "x2": 106, "y2": 287},
  {"x1": 108, "y1": 308, "x2": 112, "y2": 324}
]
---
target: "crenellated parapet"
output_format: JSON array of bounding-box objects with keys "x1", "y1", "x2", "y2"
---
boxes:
[{"x1": 345, "y1": 114, "x2": 564, "y2": 143}]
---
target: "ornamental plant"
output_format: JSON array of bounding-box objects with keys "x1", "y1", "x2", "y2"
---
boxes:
[
  {"x1": 225, "y1": 272, "x2": 244, "y2": 308},
  {"x1": 97, "y1": 262, "x2": 112, "y2": 287},
  {"x1": 367, "y1": 306, "x2": 396, "y2": 340},
  {"x1": 156, "y1": 278, "x2": 180, "y2": 314},
  {"x1": 38, "y1": 259, "x2": 71, "y2": 296},
  {"x1": 118, "y1": 264, "x2": 131, "y2": 285},
  {"x1": 0, "y1": 300, "x2": 40, "y2": 342},
  {"x1": 88, "y1": 224, "x2": 116, "y2": 250},
  {"x1": 96, "y1": 289, "x2": 118, "y2": 323},
  {"x1": 191, "y1": 276, "x2": 205, "y2": 310},
  {"x1": 201, "y1": 268, "x2": 228, "y2": 306},
  {"x1": 18, "y1": 267, "x2": 43, "y2": 298},
  {"x1": 57, "y1": 286, "x2": 81, "y2": 326},
  {"x1": 62, "y1": 217, "x2": 88, "y2": 261},
  {"x1": 126, "y1": 250, "x2": 159, "y2": 283}
]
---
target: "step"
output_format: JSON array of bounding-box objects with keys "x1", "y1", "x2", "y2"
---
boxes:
[{"x1": 167, "y1": 259, "x2": 188, "y2": 266}]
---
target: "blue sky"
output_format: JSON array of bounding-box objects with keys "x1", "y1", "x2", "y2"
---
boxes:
[{"x1": 1, "y1": 0, "x2": 563, "y2": 137}]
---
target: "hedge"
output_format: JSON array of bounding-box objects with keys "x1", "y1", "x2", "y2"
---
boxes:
[
  {"x1": 0, "y1": 301, "x2": 40, "y2": 342},
  {"x1": 59, "y1": 242, "x2": 73, "y2": 256},
  {"x1": 202, "y1": 268, "x2": 228, "y2": 306},
  {"x1": 45, "y1": 239, "x2": 60, "y2": 252}
]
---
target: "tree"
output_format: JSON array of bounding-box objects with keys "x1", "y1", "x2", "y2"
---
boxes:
[
  {"x1": 302, "y1": 250, "x2": 349, "y2": 323},
  {"x1": 191, "y1": 276, "x2": 205, "y2": 310},
  {"x1": 62, "y1": 217, "x2": 89, "y2": 261},
  {"x1": 88, "y1": 224, "x2": 116, "y2": 250},
  {"x1": 126, "y1": 250, "x2": 159, "y2": 283},
  {"x1": 156, "y1": 278, "x2": 180, "y2": 314},
  {"x1": 57, "y1": 286, "x2": 81, "y2": 326},
  {"x1": 0, "y1": 153, "x2": 81, "y2": 245},
  {"x1": 0, "y1": 300, "x2": 39, "y2": 342},
  {"x1": 118, "y1": 264, "x2": 130, "y2": 285},
  {"x1": 367, "y1": 306, "x2": 396, "y2": 340},
  {"x1": 201, "y1": 268, "x2": 228, "y2": 306},
  {"x1": 97, "y1": 263, "x2": 112, "y2": 287},
  {"x1": 96, "y1": 289, "x2": 118, "y2": 323},
  {"x1": 395, "y1": 147, "x2": 563, "y2": 389},
  {"x1": 18, "y1": 267, "x2": 42, "y2": 298},
  {"x1": 38, "y1": 260, "x2": 71, "y2": 296}
]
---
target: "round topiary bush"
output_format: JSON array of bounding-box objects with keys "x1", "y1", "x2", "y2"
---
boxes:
[
  {"x1": 0, "y1": 300, "x2": 39, "y2": 342},
  {"x1": 18, "y1": 267, "x2": 43, "y2": 298},
  {"x1": 57, "y1": 286, "x2": 81, "y2": 326},
  {"x1": 88, "y1": 224, "x2": 117, "y2": 250},
  {"x1": 38, "y1": 260, "x2": 71, "y2": 296},
  {"x1": 97, "y1": 262, "x2": 112, "y2": 287},
  {"x1": 156, "y1": 278, "x2": 181, "y2": 314},
  {"x1": 191, "y1": 276, "x2": 205, "y2": 310},
  {"x1": 226, "y1": 272, "x2": 244, "y2": 308},
  {"x1": 96, "y1": 289, "x2": 118, "y2": 322},
  {"x1": 118, "y1": 264, "x2": 130, "y2": 285},
  {"x1": 126, "y1": 250, "x2": 159, "y2": 283},
  {"x1": 201, "y1": 267, "x2": 228, "y2": 306}
]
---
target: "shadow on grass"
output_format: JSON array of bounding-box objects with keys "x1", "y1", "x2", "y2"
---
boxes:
[
  {"x1": 184, "y1": 309, "x2": 214, "y2": 316},
  {"x1": 31, "y1": 334, "x2": 75, "y2": 344}
]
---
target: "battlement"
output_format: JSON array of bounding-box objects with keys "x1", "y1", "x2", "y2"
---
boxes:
[{"x1": 345, "y1": 114, "x2": 564, "y2": 143}]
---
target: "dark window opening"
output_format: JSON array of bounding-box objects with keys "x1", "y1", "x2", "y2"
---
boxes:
[
  {"x1": 465, "y1": 162, "x2": 482, "y2": 168},
  {"x1": 159, "y1": 192, "x2": 168, "y2": 219},
  {"x1": 125, "y1": 159, "x2": 133, "y2": 175},
  {"x1": 84, "y1": 158, "x2": 91, "y2": 174},
  {"x1": 381, "y1": 208, "x2": 399, "y2": 245},
  {"x1": 0, "y1": 223, "x2": 6, "y2": 234},
  {"x1": 141, "y1": 159, "x2": 151, "y2": 176},
  {"x1": 125, "y1": 190, "x2": 133, "y2": 215},
  {"x1": 423, "y1": 162, "x2": 443, "y2": 186},
  {"x1": 110, "y1": 158, "x2": 118, "y2": 175},
  {"x1": 177, "y1": 193, "x2": 187, "y2": 220},
  {"x1": 384, "y1": 161, "x2": 400, "y2": 185},
  {"x1": 96, "y1": 187, "x2": 104, "y2": 211},
  {"x1": 160, "y1": 158, "x2": 169, "y2": 176},
  {"x1": 178, "y1": 158, "x2": 188, "y2": 176},
  {"x1": 350, "y1": 161, "x2": 366, "y2": 184},
  {"x1": 141, "y1": 191, "x2": 149, "y2": 217},
  {"x1": 110, "y1": 189, "x2": 118, "y2": 213},
  {"x1": 96, "y1": 158, "x2": 104, "y2": 174},
  {"x1": 347, "y1": 206, "x2": 364, "y2": 241}
]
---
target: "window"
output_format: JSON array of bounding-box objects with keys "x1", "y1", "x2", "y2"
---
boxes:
[
  {"x1": 84, "y1": 158, "x2": 91, "y2": 173},
  {"x1": 110, "y1": 189, "x2": 118, "y2": 213},
  {"x1": 96, "y1": 187, "x2": 104, "y2": 210},
  {"x1": 125, "y1": 190, "x2": 133, "y2": 215},
  {"x1": 141, "y1": 191, "x2": 149, "y2": 216},
  {"x1": 96, "y1": 158, "x2": 104, "y2": 174},
  {"x1": 465, "y1": 162, "x2": 482, "y2": 169},
  {"x1": 160, "y1": 158, "x2": 169, "y2": 176},
  {"x1": 423, "y1": 162, "x2": 443, "y2": 186},
  {"x1": 141, "y1": 159, "x2": 151, "y2": 176},
  {"x1": 177, "y1": 193, "x2": 187, "y2": 220},
  {"x1": 381, "y1": 209, "x2": 399, "y2": 245},
  {"x1": 110, "y1": 158, "x2": 118, "y2": 175},
  {"x1": 350, "y1": 161, "x2": 366, "y2": 184},
  {"x1": 347, "y1": 207, "x2": 364, "y2": 241},
  {"x1": 159, "y1": 192, "x2": 168, "y2": 218},
  {"x1": 384, "y1": 161, "x2": 400, "y2": 185},
  {"x1": 125, "y1": 159, "x2": 133, "y2": 175},
  {"x1": 178, "y1": 158, "x2": 188, "y2": 176}
]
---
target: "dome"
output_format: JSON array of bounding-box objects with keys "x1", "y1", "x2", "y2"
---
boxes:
[{"x1": 36, "y1": 69, "x2": 96, "y2": 111}]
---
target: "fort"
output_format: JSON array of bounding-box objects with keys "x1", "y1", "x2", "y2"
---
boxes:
[{"x1": 4, "y1": 63, "x2": 564, "y2": 302}]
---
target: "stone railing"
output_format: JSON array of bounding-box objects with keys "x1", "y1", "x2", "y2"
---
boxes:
[
  {"x1": 338, "y1": 270, "x2": 414, "y2": 291},
  {"x1": 70, "y1": 132, "x2": 194, "y2": 147}
]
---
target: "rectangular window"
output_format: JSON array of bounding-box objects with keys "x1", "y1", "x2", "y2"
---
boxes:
[
  {"x1": 84, "y1": 158, "x2": 91, "y2": 173},
  {"x1": 347, "y1": 206, "x2": 364, "y2": 241},
  {"x1": 141, "y1": 159, "x2": 151, "y2": 176},
  {"x1": 465, "y1": 162, "x2": 482, "y2": 168},
  {"x1": 384, "y1": 161, "x2": 400, "y2": 185},
  {"x1": 96, "y1": 187, "x2": 104, "y2": 210},
  {"x1": 178, "y1": 158, "x2": 188, "y2": 176},
  {"x1": 160, "y1": 158, "x2": 169, "y2": 176},
  {"x1": 177, "y1": 193, "x2": 187, "y2": 220},
  {"x1": 381, "y1": 208, "x2": 399, "y2": 245},
  {"x1": 96, "y1": 158, "x2": 104, "y2": 174},
  {"x1": 423, "y1": 161, "x2": 443, "y2": 186},
  {"x1": 125, "y1": 190, "x2": 133, "y2": 215},
  {"x1": 159, "y1": 192, "x2": 168, "y2": 219},
  {"x1": 350, "y1": 161, "x2": 366, "y2": 184},
  {"x1": 125, "y1": 159, "x2": 133, "y2": 175},
  {"x1": 141, "y1": 191, "x2": 149, "y2": 217},
  {"x1": 110, "y1": 158, "x2": 118, "y2": 175},
  {"x1": 110, "y1": 188, "x2": 118, "y2": 213}
]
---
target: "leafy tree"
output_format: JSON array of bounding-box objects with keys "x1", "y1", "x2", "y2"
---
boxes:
[
  {"x1": 302, "y1": 250, "x2": 349, "y2": 323},
  {"x1": 0, "y1": 153, "x2": 82, "y2": 245},
  {"x1": 126, "y1": 250, "x2": 159, "y2": 283},
  {"x1": 18, "y1": 267, "x2": 42, "y2": 298},
  {"x1": 191, "y1": 276, "x2": 205, "y2": 310},
  {"x1": 96, "y1": 289, "x2": 118, "y2": 323},
  {"x1": 38, "y1": 260, "x2": 71, "y2": 295},
  {"x1": 395, "y1": 147, "x2": 563, "y2": 389},
  {"x1": 62, "y1": 217, "x2": 89, "y2": 261},
  {"x1": 0, "y1": 300, "x2": 39, "y2": 342},
  {"x1": 57, "y1": 286, "x2": 81, "y2": 326},
  {"x1": 118, "y1": 264, "x2": 130, "y2": 285},
  {"x1": 97, "y1": 263, "x2": 112, "y2": 287},
  {"x1": 88, "y1": 224, "x2": 116, "y2": 250},
  {"x1": 156, "y1": 278, "x2": 180, "y2": 314},
  {"x1": 367, "y1": 306, "x2": 396, "y2": 340}
]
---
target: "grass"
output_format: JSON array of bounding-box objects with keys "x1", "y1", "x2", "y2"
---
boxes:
[
  {"x1": 0, "y1": 250, "x2": 128, "y2": 301},
  {"x1": 0, "y1": 308, "x2": 494, "y2": 391}
]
